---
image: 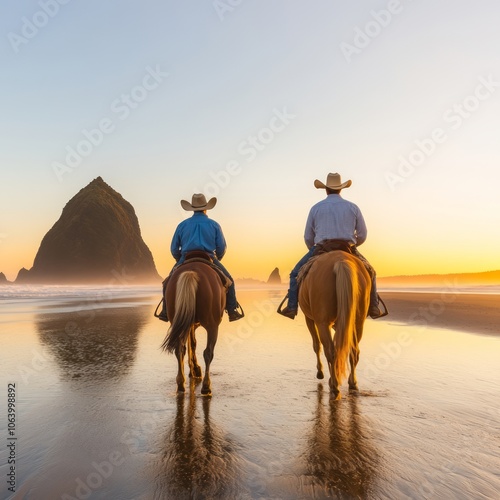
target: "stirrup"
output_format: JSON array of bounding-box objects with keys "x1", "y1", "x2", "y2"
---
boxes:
[
  {"x1": 153, "y1": 298, "x2": 164, "y2": 318},
  {"x1": 277, "y1": 293, "x2": 289, "y2": 315},
  {"x1": 154, "y1": 298, "x2": 169, "y2": 321},
  {"x1": 368, "y1": 295, "x2": 389, "y2": 319},
  {"x1": 236, "y1": 302, "x2": 245, "y2": 317},
  {"x1": 377, "y1": 295, "x2": 389, "y2": 318},
  {"x1": 228, "y1": 302, "x2": 245, "y2": 317}
]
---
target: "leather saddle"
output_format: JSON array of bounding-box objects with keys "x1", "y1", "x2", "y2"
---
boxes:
[
  {"x1": 313, "y1": 239, "x2": 354, "y2": 256},
  {"x1": 178, "y1": 251, "x2": 231, "y2": 289},
  {"x1": 184, "y1": 250, "x2": 214, "y2": 262}
]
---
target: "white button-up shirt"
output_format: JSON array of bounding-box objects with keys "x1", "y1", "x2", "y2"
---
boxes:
[{"x1": 304, "y1": 194, "x2": 367, "y2": 249}]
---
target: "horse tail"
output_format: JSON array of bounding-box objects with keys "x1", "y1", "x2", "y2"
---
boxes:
[
  {"x1": 161, "y1": 271, "x2": 199, "y2": 353},
  {"x1": 333, "y1": 260, "x2": 359, "y2": 383}
]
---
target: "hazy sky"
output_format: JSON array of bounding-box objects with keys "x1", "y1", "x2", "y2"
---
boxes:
[{"x1": 1, "y1": 0, "x2": 499, "y2": 281}]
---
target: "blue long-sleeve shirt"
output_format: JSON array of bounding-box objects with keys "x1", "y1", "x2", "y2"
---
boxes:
[
  {"x1": 170, "y1": 212, "x2": 227, "y2": 261},
  {"x1": 304, "y1": 193, "x2": 367, "y2": 249}
]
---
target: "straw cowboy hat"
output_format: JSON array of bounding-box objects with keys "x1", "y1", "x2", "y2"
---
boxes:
[
  {"x1": 180, "y1": 193, "x2": 217, "y2": 211},
  {"x1": 314, "y1": 172, "x2": 352, "y2": 190}
]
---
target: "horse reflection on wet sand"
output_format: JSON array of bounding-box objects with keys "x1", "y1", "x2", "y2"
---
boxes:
[
  {"x1": 299, "y1": 385, "x2": 380, "y2": 498},
  {"x1": 152, "y1": 382, "x2": 243, "y2": 499},
  {"x1": 161, "y1": 261, "x2": 225, "y2": 395},
  {"x1": 299, "y1": 251, "x2": 370, "y2": 399}
]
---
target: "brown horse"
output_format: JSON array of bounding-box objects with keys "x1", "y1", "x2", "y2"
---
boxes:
[
  {"x1": 299, "y1": 251, "x2": 370, "y2": 399},
  {"x1": 161, "y1": 261, "x2": 226, "y2": 395}
]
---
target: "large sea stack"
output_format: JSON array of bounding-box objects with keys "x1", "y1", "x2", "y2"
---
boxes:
[
  {"x1": 267, "y1": 267, "x2": 281, "y2": 284},
  {"x1": 16, "y1": 177, "x2": 161, "y2": 284}
]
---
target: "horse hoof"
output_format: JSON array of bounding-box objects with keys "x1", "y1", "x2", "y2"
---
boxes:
[
  {"x1": 349, "y1": 385, "x2": 359, "y2": 393},
  {"x1": 330, "y1": 391, "x2": 341, "y2": 401},
  {"x1": 201, "y1": 389, "x2": 212, "y2": 397},
  {"x1": 316, "y1": 371, "x2": 324, "y2": 380}
]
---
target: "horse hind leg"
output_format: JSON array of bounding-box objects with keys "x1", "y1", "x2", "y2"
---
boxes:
[
  {"x1": 349, "y1": 317, "x2": 365, "y2": 392},
  {"x1": 201, "y1": 326, "x2": 219, "y2": 396},
  {"x1": 175, "y1": 343, "x2": 187, "y2": 393},
  {"x1": 348, "y1": 344, "x2": 360, "y2": 392},
  {"x1": 305, "y1": 317, "x2": 324, "y2": 379},
  {"x1": 188, "y1": 326, "x2": 202, "y2": 379},
  {"x1": 317, "y1": 322, "x2": 341, "y2": 400}
]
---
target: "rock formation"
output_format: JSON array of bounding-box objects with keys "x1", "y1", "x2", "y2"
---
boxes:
[
  {"x1": 16, "y1": 177, "x2": 161, "y2": 284},
  {"x1": 267, "y1": 267, "x2": 281, "y2": 284},
  {"x1": 0, "y1": 272, "x2": 10, "y2": 285}
]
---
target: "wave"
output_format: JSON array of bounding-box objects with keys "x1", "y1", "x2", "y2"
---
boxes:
[{"x1": 0, "y1": 285, "x2": 161, "y2": 317}]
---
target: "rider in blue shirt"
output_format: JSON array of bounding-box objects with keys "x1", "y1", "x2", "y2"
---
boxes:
[
  {"x1": 158, "y1": 193, "x2": 244, "y2": 322},
  {"x1": 170, "y1": 212, "x2": 226, "y2": 263}
]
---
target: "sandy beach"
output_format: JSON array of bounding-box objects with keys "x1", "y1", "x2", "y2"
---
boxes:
[{"x1": 1, "y1": 286, "x2": 499, "y2": 499}]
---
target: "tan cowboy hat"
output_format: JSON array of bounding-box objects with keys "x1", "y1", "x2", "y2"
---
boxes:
[
  {"x1": 180, "y1": 193, "x2": 217, "y2": 211},
  {"x1": 314, "y1": 172, "x2": 352, "y2": 190}
]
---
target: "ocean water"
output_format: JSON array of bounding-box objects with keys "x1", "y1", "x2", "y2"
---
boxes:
[
  {"x1": 0, "y1": 284, "x2": 159, "y2": 301},
  {"x1": 1, "y1": 286, "x2": 499, "y2": 499},
  {"x1": 0, "y1": 285, "x2": 160, "y2": 316}
]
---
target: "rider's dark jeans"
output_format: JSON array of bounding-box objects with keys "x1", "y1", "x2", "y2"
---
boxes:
[
  {"x1": 287, "y1": 246, "x2": 316, "y2": 309},
  {"x1": 351, "y1": 247, "x2": 379, "y2": 308}
]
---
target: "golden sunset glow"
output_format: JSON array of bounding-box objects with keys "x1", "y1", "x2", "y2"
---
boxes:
[{"x1": 1, "y1": 3, "x2": 499, "y2": 283}]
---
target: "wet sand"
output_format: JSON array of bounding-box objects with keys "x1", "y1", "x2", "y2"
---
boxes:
[
  {"x1": 1, "y1": 287, "x2": 499, "y2": 499},
  {"x1": 381, "y1": 291, "x2": 500, "y2": 335}
]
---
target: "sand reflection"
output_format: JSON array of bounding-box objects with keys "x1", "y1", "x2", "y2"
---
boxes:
[
  {"x1": 297, "y1": 385, "x2": 381, "y2": 498},
  {"x1": 35, "y1": 305, "x2": 148, "y2": 382},
  {"x1": 152, "y1": 384, "x2": 244, "y2": 500}
]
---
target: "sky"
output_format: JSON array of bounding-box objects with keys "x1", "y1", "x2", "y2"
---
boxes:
[{"x1": 1, "y1": 0, "x2": 499, "y2": 282}]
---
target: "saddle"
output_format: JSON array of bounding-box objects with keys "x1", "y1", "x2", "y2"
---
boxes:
[
  {"x1": 185, "y1": 250, "x2": 213, "y2": 262},
  {"x1": 296, "y1": 240, "x2": 354, "y2": 285},
  {"x1": 176, "y1": 251, "x2": 232, "y2": 289},
  {"x1": 313, "y1": 239, "x2": 354, "y2": 256},
  {"x1": 154, "y1": 251, "x2": 231, "y2": 320}
]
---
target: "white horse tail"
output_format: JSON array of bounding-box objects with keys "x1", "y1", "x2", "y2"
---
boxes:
[
  {"x1": 161, "y1": 271, "x2": 199, "y2": 353},
  {"x1": 333, "y1": 260, "x2": 359, "y2": 383}
]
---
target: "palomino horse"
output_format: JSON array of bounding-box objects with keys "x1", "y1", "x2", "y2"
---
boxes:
[
  {"x1": 298, "y1": 251, "x2": 370, "y2": 399},
  {"x1": 161, "y1": 261, "x2": 226, "y2": 395}
]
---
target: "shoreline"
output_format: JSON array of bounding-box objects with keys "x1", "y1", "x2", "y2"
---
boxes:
[{"x1": 379, "y1": 291, "x2": 500, "y2": 336}]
